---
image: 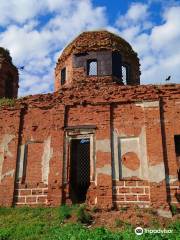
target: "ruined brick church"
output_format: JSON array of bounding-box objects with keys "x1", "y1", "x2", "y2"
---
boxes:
[{"x1": 0, "y1": 31, "x2": 179, "y2": 212}]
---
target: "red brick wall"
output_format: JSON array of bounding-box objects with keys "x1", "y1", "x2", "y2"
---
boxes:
[
  {"x1": 113, "y1": 180, "x2": 150, "y2": 208},
  {"x1": 0, "y1": 84, "x2": 179, "y2": 209},
  {"x1": 159, "y1": 99, "x2": 180, "y2": 207},
  {"x1": 55, "y1": 55, "x2": 73, "y2": 91},
  {"x1": 0, "y1": 108, "x2": 21, "y2": 206},
  {"x1": 14, "y1": 182, "x2": 48, "y2": 206},
  {"x1": 14, "y1": 106, "x2": 65, "y2": 206},
  {"x1": 25, "y1": 143, "x2": 44, "y2": 183}
]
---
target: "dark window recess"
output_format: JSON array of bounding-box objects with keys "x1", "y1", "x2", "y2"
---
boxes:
[
  {"x1": 174, "y1": 135, "x2": 180, "y2": 156},
  {"x1": 112, "y1": 51, "x2": 122, "y2": 79},
  {"x1": 122, "y1": 65, "x2": 130, "y2": 84},
  {"x1": 5, "y1": 74, "x2": 13, "y2": 98},
  {"x1": 61, "y1": 68, "x2": 66, "y2": 85},
  {"x1": 87, "y1": 60, "x2": 97, "y2": 76},
  {"x1": 70, "y1": 138, "x2": 90, "y2": 203},
  {"x1": 174, "y1": 135, "x2": 180, "y2": 181}
]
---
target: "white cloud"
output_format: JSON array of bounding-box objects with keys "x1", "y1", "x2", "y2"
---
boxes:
[
  {"x1": 150, "y1": 6, "x2": 180, "y2": 53},
  {"x1": 0, "y1": 0, "x2": 79, "y2": 26},
  {"x1": 115, "y1": 2, "x2": 180, "y2": 84},
  {"x1": 45, "y1": 0, "x2": 107, "y2": 41},
  {"x1": 0, "y1": 0, "x2": 43, "y2": 26},
  {"x1": 125, "y1": 3, "x2": 148, "y2": 21},
  {"x1": 116, "y1": 3, "x2": 150, "y2": 30},
  {"x1": 120, "y1": 26, "x2": 141, "y2": 42},
  {"x1": 0, "y1": 0, "x2": 179, "y2": 97},
  {"x1": 0, "y1": 23, "x2": 53, "y2": 65},
  {"x1": 0, "y1": 0, "x2": 107, "y2": 96}
]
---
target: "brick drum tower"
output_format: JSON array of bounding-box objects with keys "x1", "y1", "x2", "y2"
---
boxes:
[
  {"x1": 55, "y1": 31, "x2": 140, "y2": 90},
  {"x1": 0, "y1": 47, "x2": 19, "y2": 98}
]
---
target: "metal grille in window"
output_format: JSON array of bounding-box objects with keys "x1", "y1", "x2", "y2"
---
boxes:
[
  {"x1": 77, "y1": 139, "x2": 90, "y2": 185},
  {"x1": 87, "y1": 60, "x2": 97, "y2": 75},
  {"x1": 122, "y1": 65, "x2": 128, "y2": 84},
  {"x1": 61, "y1": 68, "x2": 66, "y2": 85}
]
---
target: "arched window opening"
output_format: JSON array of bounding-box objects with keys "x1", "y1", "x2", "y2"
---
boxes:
[
  {"x1": 61, "y1": 68, "x2": 66, "y2": 85},
  {"x1": 122, "y1": 64, "x2": 130, "y2": 84},
  {"x1": 87, "y1": 60, "x2": 97, "y2": 76},
  {"x1": 112, "y1": 51, "x2": 122, "y2": 79}
]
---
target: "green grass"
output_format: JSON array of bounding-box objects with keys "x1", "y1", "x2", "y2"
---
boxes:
[{"x1": 0, "y1": 206, "x2": 179, "y2": 240}]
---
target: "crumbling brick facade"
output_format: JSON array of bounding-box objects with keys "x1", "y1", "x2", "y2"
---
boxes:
[{"x1": 0, "y1": 31, "x2": 179, "y2": 212}]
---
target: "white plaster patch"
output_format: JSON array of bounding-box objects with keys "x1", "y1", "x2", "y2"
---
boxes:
[
  {"x1": 96, "y1": 139, "x2": 111, "y2": 152},
  {"x1": 96, "y1": 164, "x2": 111, "y2": 176},
  {"x1": 120, "y1": 137, "x2": 140, "y2": 156},
  {"x1": 17, "y1": 144, "x2": 25, "y2": 179},
  {"x1": 121, "y1": 165, "x2": 140, "y2": 178},
  {"x1": 149, "y1": 163, "x2": 165, "y2": 183},
  {"x1": 0, "y1": 134, "x2": 15, "y2": 181},
  {"x1": 1, "y1": 169, "x2": 15, "y2": 181},
  {"x1": 0, "y1": 147, "x2": 4, "y2": 182},
  {"x1": 135, "y1": 101, "x2": 159, "y2": 108},
  {"x1": 119, "y1": 137, "x2": 141, "y2": 178},
  {"x1": 113, "y1": 126, "x2": 149, "y2": 180},
  {"x1": 139, "y1": 126, "x2": 149, "y2": 179},
  {"x1": 41, "y1": 137, "x2": 53, "y2": 184},
  {"x1": 112, "y1": 129, "x2": 120, "y2": 180},
  {"x1": 157, "y1": 209, "x2": 172, "y2": 218},
  {"x1": 0, "y1": 134, "x2": 15, "y2": 157}
]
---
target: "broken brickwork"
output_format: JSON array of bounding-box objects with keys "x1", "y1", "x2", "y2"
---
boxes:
[
  {"x1": 55, "y1": 31, "x2": 140, "y2": 90},
  {"x1": 0, "y1": 47, "x2": 19, "y2": 98},
  {"x1": 0, "y1": 31, "x2": 179, "y2": 211}
]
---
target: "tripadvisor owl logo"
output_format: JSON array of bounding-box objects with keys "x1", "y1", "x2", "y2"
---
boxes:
[
  {"x1": 135, "y1": 227, "x2": 173, "y2": 235},
  {"x1": 135, "y1": 227, "x2": 144, "y2": 235}
]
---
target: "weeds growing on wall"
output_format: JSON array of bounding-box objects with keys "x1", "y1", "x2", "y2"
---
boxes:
[{"x1": 0, "y1": 98, "x2": 15, "y2": 107}]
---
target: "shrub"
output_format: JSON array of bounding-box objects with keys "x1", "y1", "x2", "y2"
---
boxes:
[
  {"x1": 76, "y1": 205, "x2": 92, "y2": 224},
  {"x1": 0, "y1": 98, "x2": 15, "y2": 107},
  {"x1": 171, "y1": 204, "x2": 178, "y2": 215}
]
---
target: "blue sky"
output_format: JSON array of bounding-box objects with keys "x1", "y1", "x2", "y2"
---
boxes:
[{"x1": 0, "y1": 0, "x2": 179, "y2": 96}]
